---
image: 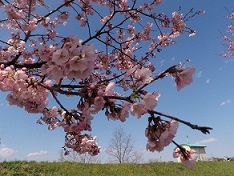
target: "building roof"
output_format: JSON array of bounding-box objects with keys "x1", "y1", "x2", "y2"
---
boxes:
[
  {"x1": 173, "y1": 136, "x2": 207, "y2": 150},
  {"x1": 174, "y1": 143, "x2": 206, "y2": 151},
  {"x1": 180, "y1": 143, "x2": 207, "y2": 148}
]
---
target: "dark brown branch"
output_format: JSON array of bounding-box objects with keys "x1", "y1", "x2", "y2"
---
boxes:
[
  {"x1": 53, "y1": 84, "x2": 85, "y2": 89},
  {"x1": 150, "y1": 110, "x2": 213, "y2": 134},
  {"x1": 103, "y1": 95, "x2": 133, "y2": 103},
  {"x1": 37, "y1": 0, "x2": 75, "y2": 24},
  {"x1": 0, "y1": 61, "x2": 46, "y2": 68},
  {"x1": 39, "y1": 82, "x2": 82, "y2": 96},
  {"x1": 50, "y1": 90, "x2": 67, "y2": 111},
  {"x1": 172, "y1": 140, "x2": 189, "y2": 160}
]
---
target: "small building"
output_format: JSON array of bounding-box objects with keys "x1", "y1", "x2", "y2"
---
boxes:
[{"x1": 175, "y1": 136, "x2": 207, "y2": 162}]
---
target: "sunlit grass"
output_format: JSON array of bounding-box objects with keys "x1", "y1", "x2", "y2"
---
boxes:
[{"x1": 0, "y1": 161, "x2": 234, "y2": 176}]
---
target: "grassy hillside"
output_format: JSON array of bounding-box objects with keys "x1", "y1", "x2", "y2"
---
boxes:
[{"x1": 0, "y1": 161, "x2": 234, "y2": 176}]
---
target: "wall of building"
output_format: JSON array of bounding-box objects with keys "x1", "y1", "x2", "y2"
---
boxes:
[{"x1": 192, "y1": 147, "x2": 207, "y2": 161}]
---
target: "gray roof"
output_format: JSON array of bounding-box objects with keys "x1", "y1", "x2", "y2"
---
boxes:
[{"x1": 180, "y1": 143, "x2": 207, "y2": 148}]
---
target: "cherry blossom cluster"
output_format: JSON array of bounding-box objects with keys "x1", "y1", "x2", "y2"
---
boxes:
[
  {"x1": 145, "y1": 117, "x2": 178, "y2": 152},
  {"x1": 38, "y1": 105, "x2": 100, "y2": 155},
  {"x1": 65, "y1": 133, "x2": 100, "y2": 156},
  {"x1": 171, "y1": 67, "x2": 195, "y2": 91},
  {"x1": 0, "y1": 65, "x2": 51, "y2": 113},
  {"x1": 40, "y1": 36, "x2": 96, "y2": 80},
  {"x1": 131, "y1": 92, "x2": 160, "y2": 118},
  {"x1": 0, "y1": 0, "x2": 212, "y2": 168}
]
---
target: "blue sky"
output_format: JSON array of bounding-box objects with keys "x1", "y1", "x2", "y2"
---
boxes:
[{"x1": 0, "y1": 0, "x2": 233, "y2": 162}]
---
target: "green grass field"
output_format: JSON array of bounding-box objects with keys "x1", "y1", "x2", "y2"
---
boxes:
[{"x1": 0, "y1": 161, "x2": 234, "y2": 176}]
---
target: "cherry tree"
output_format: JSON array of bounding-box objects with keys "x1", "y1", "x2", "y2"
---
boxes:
[
  {"x1": 222, "y1": 9, "x2": 234, "y2": 57},
  {"x1": 0, "y1": 0, "x2": 212, "y2": 168}
]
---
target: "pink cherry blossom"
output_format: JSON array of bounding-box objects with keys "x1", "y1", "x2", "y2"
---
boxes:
[
  {"x1": 173, "y1": 67, "x2": 195, "y2": 91},
  {"x1": 89, "y1": 96, "x2": 105, "y2": 113},
  {"x1": 40, "y1": 17, "x2": 50, "y2": 27},
  {"x1": 68, "y1": 45, "x2": 96, "y2": 79},
  {"x1": 119, "y1": 101, "x2": 131, "y2": 121},
  {"x1": 128, "y1": 25, "x2": 135, "y2": 34},
  {"x1": 47, "y1": 65, "x2": 64, "y2": 80},
  {"x1": 143, "y1": 92, "x2": 160, "y2": 110},
  {"x1": 69, "y1": 56, "x2": 87, "y2": 71},
  {"x1": 104, "y1": 82, "x2": 115, "y2": 96},
  {"x1": 153, "y1": 0, "x2": 162, "y2": 6},
  {"x1": 172, "y1": 12, "x2": 186, "y2": 34},
  {"x1": 52, "y1": 48, "x2": 69, "y2": 66},
  {"x1": 145, "y1": 119, "x2": 179, "y2": 152},
  {"x1": 161, "y1": 120, "x2": 179, "y2": 146},
  {"x1": 65, "y1": 133, "x2": 100, "y2": 156},
  {"x1": 173, "y1": 147, "x2": 198, "y2": 168},
  {"x1": 158, "y1": 33, "x2": 172, "y2": 47},
  {"x1": 222, "y1": 11, "x2": 234, "y2": 57},
  {"x1": 130, "y1": 91, "x2": 160, "y2": 119},
  {"x1": 4, "y1": 4, "x2": 24, "y2": 20},
  {"x1": 58, "y1": 11, "x2": 69, "y2": 21},
  {"x1": 21, "y1": 19, "x2": 37, "y2": 32},
  {"x1": 80, "y1": 136, "x2": 101, "y2": 156},
  {"x1": 134, "y1": 67, "x2": 153, "y2": 86},
  {"x1": 130, "y1": 101, "x2": 147, "y2": 118},
  {"x1": 100, "y1": 16, "x2": 111, "y2": 24}
]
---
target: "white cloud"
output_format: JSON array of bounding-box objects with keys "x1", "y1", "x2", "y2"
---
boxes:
[
  {"x1": 27, "y1": 150, "x2": 48, "y2": 157},
  {"x1": 160, "y1": 59, "x2": 164, "y2": 66},
  {"x1": 0, "y1": 147, "x2": 16, "y2": 157},
  {"x1": 197, "y1": 71, "x2": 202, "y2": 78},
  {"x1": 196, "y1": 137, "x2": 218, "y2": 144},
  {"x1": 220, "y1": 99, "x2": 232, "y2": 106},
  {"x1": 224, "y1": 59, "x2": 233, "y2": 64},
  {"x1": 205, "y1": 79, "x2": 210, "y2": 83}
]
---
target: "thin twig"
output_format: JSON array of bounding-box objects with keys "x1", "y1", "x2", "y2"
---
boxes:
[{"x1": 50, "y1": 90, "x2": 67, "y2": 111}]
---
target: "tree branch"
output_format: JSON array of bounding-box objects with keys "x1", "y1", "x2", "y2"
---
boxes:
[{"x1": 150, "y1": 110, "x2": 213, "y2": 134}]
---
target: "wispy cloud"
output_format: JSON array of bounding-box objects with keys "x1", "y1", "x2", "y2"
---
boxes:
[
  {"x1": 205, "y1": 79, "x2": 210, "y2": 83},
  {"x1": 27, "y1": 150, "x2": 48, "y2": 157},
  {"x1": 196, "y1": 137, "x2": 218, "y2": 144},
  {"x1": 160, "y1": 59, "x2": 164, "y2": 66},
  {"x1": 220, "y1": 99, "x2": 232, "y2": 106},
  {"x1": 197, "y1": 71, "x2": 202, "y2": 78},
  {"x1": 224, "y1": 59, "x2": 233, "y2": 64},
  {"x1": 0, "y1": 147, "x2": 16, "y2": 157}
]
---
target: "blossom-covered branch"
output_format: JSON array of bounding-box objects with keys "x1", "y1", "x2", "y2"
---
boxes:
[
  {"x1": 222, "y1": 9, "x2": 234, "y2": 57},
  {"x1": 0, "y1": 0, "x2": 209, "y2": 168}
]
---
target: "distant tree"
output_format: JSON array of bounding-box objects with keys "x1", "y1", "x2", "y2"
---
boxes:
[
  {"x1": 58, "y1": 149, "x2": 101, "y2": 163},
  {"x1": 58, "y1": 149, "x2": 66, "y2": 162},
  {"x1": 148, "y1": 158, "x2": 162, "y2": 163},
  {"x1": 106, "y1": 127, "x2": 143, "y2": 163}
]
